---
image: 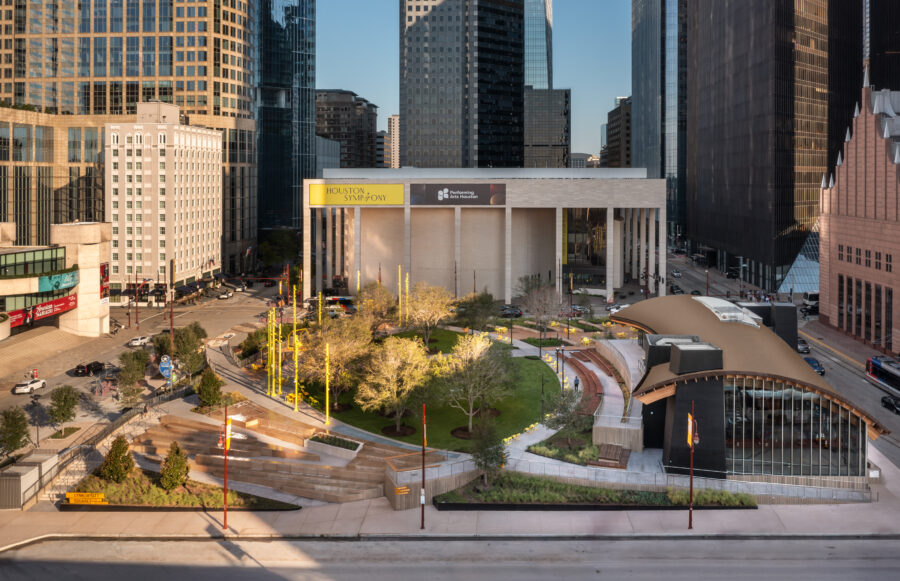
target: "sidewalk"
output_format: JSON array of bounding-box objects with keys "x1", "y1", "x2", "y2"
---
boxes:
[
  {"x1": 1, "y1": 438, "x2": 899, "y2": 551},
  {"x1": 799, "y1": 318, "x2": 883, "y2": 371}
]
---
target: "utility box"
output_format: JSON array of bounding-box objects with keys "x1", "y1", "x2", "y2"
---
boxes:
[{"x1": 0, "y1": 464, "x2": 40, "y2": 509}]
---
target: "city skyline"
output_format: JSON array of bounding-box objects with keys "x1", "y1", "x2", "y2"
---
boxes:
[{"x1": 316, "y1": 0, "x2": 632, "y2": 155}]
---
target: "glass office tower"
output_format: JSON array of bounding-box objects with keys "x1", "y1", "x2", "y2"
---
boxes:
[
  {"x1": 525, "y1": 0, "x2": 552, "y2": 90},
  {"x1": 257, "y1": 0, "x2": 316, "y2": 234}
]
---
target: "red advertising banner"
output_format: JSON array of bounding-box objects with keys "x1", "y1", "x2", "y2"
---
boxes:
[{"x1": 9, "y1": 294, "x2": 78, "y2": 328}]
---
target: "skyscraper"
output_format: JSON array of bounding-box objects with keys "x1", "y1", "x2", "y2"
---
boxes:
[
  {"x1": 686, "y1": 0, "x2": 863, "y2": 291},
  {"x1": 400, "y1": 0, "x2": 524, "y2": 168},
  {"x1": 257, "y1": 0, "x2": 316, "y2": 234},
  {"x1": 605, "y1": 96, "x2": 631, "y2": 168},
  {"x1": 632, "y1": 0, "x2": 687, "y2": 242},
  {"x1": 315, "y1": 90, "x2": 378, "y2": 169},
  {"x1": 525, "y1": 0, "x2": 552, "y2": 90},
  {"x1": 0, "y1": 1, "x2": 257, "y2": 274},
  {"x1": 388, "y1": 114, "x2": 400, "y2": 169},
  {"x1": 867, "y1": 0, "x2": 900, "y2": 90}
]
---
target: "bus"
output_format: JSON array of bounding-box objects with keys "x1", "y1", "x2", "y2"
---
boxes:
[{"x1": 866, "y1": 356, "x2": 900, "y2": 395}]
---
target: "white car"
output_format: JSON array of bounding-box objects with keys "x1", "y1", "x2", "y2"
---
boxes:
[
  {"x1": 234, "y1": 284, "x2": 246, "y2": 292},
  {"x1": 605, "y1": 303, "x2": 623, "y2": 312},
  {"x1": 671, "y1": 268, "x2": 682, "y2": 278},
  {"x1": 608, "y1": 305, "x2": 626, "y2": 315},
  {"x1": 13, "y1": 378, "x2": 46, "y2": 394},
  {"x1": 218, "y1": 291, "x2": 233, "y2": 300},
  {"x1": 127, "y1": 336, "x2": 150, "y2": 347}
]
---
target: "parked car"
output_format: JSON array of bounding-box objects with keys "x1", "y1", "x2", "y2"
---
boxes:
[
  {"x1": 127, "y1": 336, "x2": 150, "y2": 347},
  {"x1": 671, "y1": 287, "x2": 685, "y2": 295},
  {"x1": 218, "y1": 290, "x2": 233, "y2": 300},
  {"x1": 797, "y1": 338, "x2": 811, "y2": 354},
  {"x1": 803, "y1": 357, "x2": 825, "y2": 375},
  {"x1": 13, "y1": 378, "x2": 46, "y2": 394},
  {"x1": 500, "y1": 306, "x2": 522, "y2": 318},
  {"x1": 671, "y1": 268, "x2": 682, "y2": 278},
  {"x1": 572, "y1": 305, "x2": 589, "y2": 315},
  {"x1": 74, "y1": 361, "x2": 105, "y2": 376},
  {"x1": 605, "y1": 303, "x2": 623, "y2": 312},
  {"x1": 234, "y1": 284, "x2": 245, "y2": 292},
  {"x1": 608, "y1": 305, "x2": 626, "y2": 314},
  {"x1": 881, "y1": 395, "x2": 900, "y2": 414},
  {"x1": 691, "y1": 290, "x2": 702, "y2": 296}
]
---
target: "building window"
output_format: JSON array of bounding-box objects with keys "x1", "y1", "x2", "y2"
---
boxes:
[
  {"x1": 856, "y1": 248, "x2": 861, "y2": 265},
  {"x1": 866, "y1": 250, "x2": 872, "y2": 268},
  {"x1": 876, "y1": 252, "x2": 882, "y2": 270},
  {"x1": 838, "y1": 244, "x2": 844, "y2": 261},
  {"x1": 887, "y1": 255, "x2": 893, "y2": 273}
]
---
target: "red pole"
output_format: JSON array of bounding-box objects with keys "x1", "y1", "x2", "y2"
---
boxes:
[
  {"x1": 223, "y1": 403, "x2": 228, "y2": 531},
  {"x1": 689, "y1": 399, "x2": 694, "y2": 530},
  {"x1": 421, "y1": 403, "x2": 426, "y2": 530}
]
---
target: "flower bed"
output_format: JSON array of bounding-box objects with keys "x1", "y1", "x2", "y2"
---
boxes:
[{"x1": 307, "y1": 433, "x2": 363, "y2": 460}]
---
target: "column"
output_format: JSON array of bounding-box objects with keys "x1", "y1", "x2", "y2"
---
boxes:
[
  {"x1": 454, "y1": 207, "x2": 461, "y2": 297},
  {"x1": 658, "y1": 205, "x2": 667, "y2": 296},
  {"x1": 555, "y1": 207, "x2": 563, "y2": 297},
  {"x1": 302, "y1": 199, "x2": 312, "y2": 300},
  {"x1": 504, "y1": 206, "x2": 512, "y2": 304},
  {"x1": 353, "y1": 207, "x2": 362, "y2": 295},
  {"x1": 648, "y1": 208, "x2": 656, "y2": 293},
  {"x1": 337, "y1": 208, "x2": 345, "y2": 282},
  {"x1": 639, "y1": 209, "x2": 647, "y2": 294},
  {"x1": 404, "y1": 205, "x2": 411, "y2": 293},
  {"x1": 325, "y1": 208, "x2": 333, "y2": 288},
  {"x1": 624, "y1": 208, "x2": 632, "y2": 277},
  {"x1": 605, "y1": 207, "x2": 614, "y2": 302},
  {"x1": 631, "y1": 208, "x2": 639, "y2": 281}
]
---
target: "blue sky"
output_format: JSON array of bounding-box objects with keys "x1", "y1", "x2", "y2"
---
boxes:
[{"x1": 316, "y1": 0, "x2": 632, "y2": 155}]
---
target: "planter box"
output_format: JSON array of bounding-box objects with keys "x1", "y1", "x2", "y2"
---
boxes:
[
  {"x1": 433, "y1": 501, "x2": 757, "y2": 511},
  {"x1": 306, "y1": 436, "x2": 363, "y2": 460}
]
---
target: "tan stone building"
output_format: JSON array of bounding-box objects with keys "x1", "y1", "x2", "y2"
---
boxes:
[
  {"x1": 820, "y1": 82, "x2": 900, "y2": 355},
  {"x1": 0, "y1": 221, "x2": 111, "y2": 340},
  {"x1": 303, "y1": 169, "x2": 666, "y2": 303},
  {"x1": 104, "y1": 103, "x2": 222, "y2": 298}
]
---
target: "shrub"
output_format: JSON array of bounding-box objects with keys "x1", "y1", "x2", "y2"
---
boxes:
[
  {"x1": 0, "y1": 407, "x2": 30, "y2": 457},
  {"x1": 197, "y1": 369, "x2": 224, "y2": 408},
  {"x1": 100, "y1": 435, "x2": 134, "y2": 483},
  {"x1": 159, "y1": 441, "x2": 189, "y2": 490},
  {"x1": 48, "y1": 385, "x2": 79, "y2": 424},
  {"x1": 309, "y1": 434, "x2": 359, "y2": 450}
]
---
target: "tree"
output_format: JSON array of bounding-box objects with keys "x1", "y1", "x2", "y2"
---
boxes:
[
  {"x1": 520, "y1": 283, "x2": 561, "y2": 333},
  {"x1": 575, "y1": 293, "x2": 594, "y2": 319},
  {"x1": 357, "y1": 281, "x2": 396, "y2": 332},
  {"x1": 454, "y1": 291, "x2": 497, "y2": 331},
  {"x1": 258, "y1": 229, "x2": 300, "y2": 267},
  {"x1": 407, "y1": 282, "x2": 454, "y2": 346},
  {"x1": 100, "y1": 435, "x2": 134, "y2": 483},
  {"x1": 197, "y1": 369, "x2": 224, "y2": 408},
  {"x1": 152, "y1": 333, "x2": 173, "y2": 359},
  {"x1": 0, "y1": 407, "x2": 30, "y2": 457},
  {"x1": 174, "y1": 325, "x2": 205, "y2": 375},
  {"x1": 543, "y1": 387, "x2": 592, "y2": 446},
  {"x1": 119, "y1": 350, "x2": 151, "y2": 409},
  {"x1": 297, "y1": 315, "x2": 372, "y2": 411},
  {"x1": 159, "y1": 441, "x2": 190, "y2": 490},
  {"x1": 356, "y1": 337, "x2": 431, "y2": 431},
  {"x1": 470, "y1": 420, "x2": 506, "y2": 487},
  {"x1": 48, "y1": 385, "x2": 79, "y2": 424},
  {"x1": 438, "y1": 333, "x2": 515, "y2": 433},
  {"x1": 186, "y1": 321, "x2": 208, "y2": 340}
]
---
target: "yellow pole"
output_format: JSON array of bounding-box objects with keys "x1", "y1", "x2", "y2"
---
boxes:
[
  {"x1": 405, "y1": 273, "x2": 410, "y2": 326},
  {"x1": 277, "y1": 318, "x2": 282, "y2": 395},
  {"x1": 318, "y1": 291, "x2": 323, "y2": 326},
  {"x1": 398, "y1": 264, "x2": 402, "y2": 325},
  {"x1": 325, "y1": 342, "x2": 331, "y2": 426},
  {"x1": 266, "y1": 310, "x2": 272, "y2": 396},
  {"x1": 356, "y1": 269, "x2": 360, "y2": 295},
  {"x1": 293, "y1": 331, "x2": 299, "y2": 412}
]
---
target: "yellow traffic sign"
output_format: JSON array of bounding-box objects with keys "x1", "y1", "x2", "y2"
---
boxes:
[
  {"x1": 66, "y1": 492, "x2": 108, "y2": 504},
  {"x1": 394, "y1": 486, "x2": 410, "y2": 495}
]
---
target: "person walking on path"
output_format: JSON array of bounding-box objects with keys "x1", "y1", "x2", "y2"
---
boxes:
[{"x1": 574, "y1": 376, "x2": 580, "y2": 391}]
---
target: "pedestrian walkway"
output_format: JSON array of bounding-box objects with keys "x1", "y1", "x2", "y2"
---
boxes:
[{"x1": 799, "y1": 318, "x2": 882, "y2": 371}]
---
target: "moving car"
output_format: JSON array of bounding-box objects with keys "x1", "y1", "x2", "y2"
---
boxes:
[
  {"x1": 797, "y1": 338, "x2": 811, "y2": 354},
  {"x1": 690, "y1": 290, "x2": 702, "y2": 296},
  {"x1": 881, "y1": 395, "x2": 900, "y2": 414},
  {"x1": 605, "y1": 303, "x2": 623, "y2": 312},
  {"x1": 218, "y1": 290, "x2": 233, "y2": 300},
  {"x1": 127, "y1": 336, "x2": 150, "y2": 347},
  {"x1": 13, "y1": 378, "x2": 46, "y2": 394},
  {"x1": 74, "y1": 361, "x2": 105, "y2": 376},
  {"x1": 608, "y1": 305, "x2": 626, "y2": 314},
  {"x1": 671, "y1": 268, "x2": 682, "y2": 278},
  {"x1": 234, "y1": 284, "x2": 245, "y2": 292},
  {"x1": 803, "y1": 357, "x2": 825, "y2": 375}
]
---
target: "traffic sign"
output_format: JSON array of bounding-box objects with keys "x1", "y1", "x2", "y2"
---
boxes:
[
  {"x1": 159, "y1": 355, "x2": 173, "y2": 379},
  {"x1": 66, "y1": 492, "x2": 108, "y2": 505},
  {"x1": 394, "y1": 486, "x2": 410, "y2": 495}
]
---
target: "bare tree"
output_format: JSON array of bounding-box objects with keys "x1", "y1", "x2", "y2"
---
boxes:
[
  {"x1": 437, "y1": 333, "x2": 515, "y2": 433},
  {"x1": 355, "y1": 337, "x2": 431, "y2": 431},
  {"x1": 297, "y1": 315, "x2": 372, "y2": 411},
  {"x1": 520, "y1": 284, "x2": 563, "y2": 351},
  {"x1": 407, "y1": 282, "x2": 454, "y2": 346},
  {"x1": 357, "y1": 281, "x2": 396, "y2": 332},
  {"x1": 543, "y1": 387, "x2": 592, "y2": 446}
]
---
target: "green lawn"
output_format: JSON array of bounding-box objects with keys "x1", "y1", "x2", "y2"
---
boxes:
[
  {"x1": 393, "y1": 328, "x2": 463, "y2": 353},
  {"x1": 521, "y1": 337, "x2": 567, "y2": 348},
  {"x1": 311, "y1": 356, "x2": 560, "y2": 453}
]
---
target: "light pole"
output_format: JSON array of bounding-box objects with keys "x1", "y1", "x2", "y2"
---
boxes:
[{"x1": 705, "y1": 269, "x2": 709, "y2": 296}]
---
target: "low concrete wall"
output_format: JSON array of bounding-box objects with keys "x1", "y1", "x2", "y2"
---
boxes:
[
  {"x1": 385, "y1": 469, "x2": 480, "y2": 511},
  {"x1": 592, "y1": 422, "x2": 643, "y2": 451},
  {"x1": 306, "y1": 437, "x2": 363, "y2": 461}
]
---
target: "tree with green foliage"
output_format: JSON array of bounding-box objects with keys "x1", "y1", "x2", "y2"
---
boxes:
[
  {"x1": 297, "y1": 315, "x2": 372, "y2": 411},
  {"x1": 174, "y1": 325, "x2": 205, "y2": 375},
  {"x1": 470, "y1": 420, "x2": 506, "y2": 487},
  {"x1": 454, "y1": 291, "x2": 497, "y2": 331},
  {"x1": 357, "y1": 281, "x2": 396, "y2": 332},
  {"x1": 48, "y1": 385, "x2": 79, "y2": 424},
  {"x1": 151, "y1": 333, "x2": 174, "y2": 359},
  {"x1": 407, "y1": 282, "x2": 454, "y2": 346},
  {"x1": 197, "y1": 369, "x2": 225, "y2": 408},
  {"x1": 575, "y1": 293, "x2": 594, "y2": 319},
  {"x1": 0, "y1": 407, "x2": 30, "y2": 457},
  {"x1": 237, "y1": 328, "x2": 265, "y2": 358},
  {"x1": 437, "y1": 333, "x2": 516, "y2": 433},
  {"x1": 258, "y1": 229, "x2": 299, "y2": 267},
  {"x1": 119, "y1": 349, "x2": 151, "y2": 409},
  {"x1": 543, "y1": 387, "x2": 592, "y2": 446},
  {"x1": 159, "y1": 441, "x2": 190, "y2": 490},
  {"x1": 185, "y1": 321, "x2": 208, "y2": 340},
  {"x1": 356, "y1": 337, "x2": 431, "y2": 431},
  {"x1": 100, "y1": 435, "x2": 134, "y2": 483}
]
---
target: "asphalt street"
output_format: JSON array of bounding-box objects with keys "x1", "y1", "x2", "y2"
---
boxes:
[{"x1": 2, "y1": 539, "x2": 898, "y2": 580}]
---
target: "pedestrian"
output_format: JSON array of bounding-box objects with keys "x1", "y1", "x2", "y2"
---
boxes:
[
  {"x1": 574, "y1": 376, "x2": 580, "y2": 391},
  {"x1": 143, "y1": 403, "x2": 149, "y2": 418}
]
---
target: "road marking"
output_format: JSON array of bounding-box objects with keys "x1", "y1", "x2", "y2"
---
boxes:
[{"x1": 798, "y1": 329, "x2": 865, "y2": 371}]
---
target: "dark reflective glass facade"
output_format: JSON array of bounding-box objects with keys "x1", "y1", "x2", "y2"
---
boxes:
[
  {"x1": 524, "y1": 88, "x2": 569, "y2": 168},
  {"x1": 524, "y1": 0, "x2": 551, "y2": 90},
  {"x1": 867, "y1": 0, "x2": 900, "y2": 91}
]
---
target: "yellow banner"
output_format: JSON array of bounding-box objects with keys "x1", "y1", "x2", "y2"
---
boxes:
[
  {"x1": 309, "y1": 184, "x2": 404, "y2": 206},
  {"x1": 66, "y1": 492, "x2": 107, "y2": 504},
  {"x1": 687, "y1": 413, "x2": 694, "y2": 448}
]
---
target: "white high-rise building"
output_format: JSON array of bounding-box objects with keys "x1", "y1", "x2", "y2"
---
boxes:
[
  {"x1": 388, "y1": 115, "x2": 401, "y2": 169},
  {"x1": 104, "y1": 103, "x2": 223, "y2": 299}
]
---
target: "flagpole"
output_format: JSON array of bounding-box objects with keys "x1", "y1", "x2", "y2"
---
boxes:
[
  {"x1": 421, "y1": 402, "x2": 426, "y2": 530},
  {"x1": 689, "y1": 399, "x2": 695, "y2": 530}
]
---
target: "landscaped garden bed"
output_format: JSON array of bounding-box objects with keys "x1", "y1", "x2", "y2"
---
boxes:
[
  {"x1": 50, "y1": 426, "x2": 81, "y2": 439},
  {"x1": 434, "y1": 471, "x2": 757, "y2": 510},
  {"x1": 70, "y1": 467, "x2": 299, "y2": 511},
  {"x1": 306, "y1": 433, "x2": 363, "y2": 460},
  {"x1": 526, "y1": 427, "x2": 598, "y2": 465}
]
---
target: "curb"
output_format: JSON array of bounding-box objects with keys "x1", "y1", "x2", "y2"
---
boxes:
[{"x1": 4, "y1": 531, "x2": 900, "y2": 554}]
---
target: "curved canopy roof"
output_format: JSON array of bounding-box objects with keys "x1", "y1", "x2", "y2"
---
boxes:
[{"x1": 612, "y1": 296, "x2": 886, "y2": 437}]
